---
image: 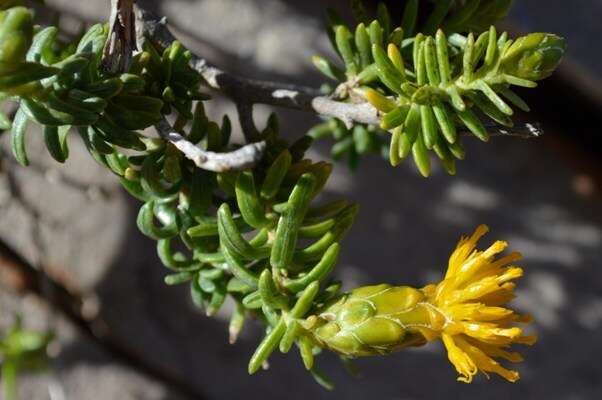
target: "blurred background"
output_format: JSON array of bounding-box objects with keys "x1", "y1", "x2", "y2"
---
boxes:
[{"x1": 0, "y1": 0, "x2": 601, "y2": 399}]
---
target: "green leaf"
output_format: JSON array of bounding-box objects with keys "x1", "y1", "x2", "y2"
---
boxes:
[
  {"x1": 0, "y1": 62, "x2": 56, "y2": 92},
  {"x1": 420, "y1": 105, "x2": 438, "y2": 149},
  {"x1": 261, "y1": 150, "x2": 292, "y2": 200},
  {"x1": 412, "y1": 135, "x2": 430, "y2": 177},
  {"x1": 46, "y1": 92, "x2": 99, "y2": 125},
  {"x1": 217, "y1": 203, "x2": 270, "y2": 261},
  {"x1": 137, "y1": 201, "x2": 180, "y2": 240},
  {"x1": 43, "y1": 125, "x2": 69, "y2": 163},
  {"x1": 335, "y1": 25, "x2": 358, "y2": 75},
  {"x1": 312, "y1": 55, "x2": 345, "y2": 81},
  {"x1": 235, "y1": 172, "x2": 271, "y2": 229},
  {"x1": 248, "y1": 318, "x2": 287, "y2": 374},
  {"x1": 284, "y1": 243, "x2": 339, "y2": 292},
  {"x1": 381, "y1": 105, "x2": 409, "y2": 130},
  {"x1": 372, "y1": 44, "x2": 404, "y2": 94},
  {"x1": 258, "y1": 270, "x2": 288, "y2": 309},
  {"x1": 354, "y1": 23, "x2": 371, "y2": 69},
  {"x1": 229, "y1": 302, "x2": 246, "y2": 344},
  {"x1": 270, "y1": 173, "x2": 316, "y2": 270},
  {"x1": 20, "y1": 99, "x2": 72, "y2": 126},
  {"x1": 10, "y1": 105, "x2": 28, "y2": 166}
]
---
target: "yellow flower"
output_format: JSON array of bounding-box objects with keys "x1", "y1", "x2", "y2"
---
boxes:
[
  {"x1": 423, "y1": 224, "x2": 536, "y2": 383},
  {"x1": 306, "y1": 225, "x2": 535, "y2": 384}
]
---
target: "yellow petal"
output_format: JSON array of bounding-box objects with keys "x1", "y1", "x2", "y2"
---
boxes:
[
  {"x1": 454, "y1": 241, "x2": 508, "y2": 287},
  {"x1": 447, "y1": 303, "x2": 514, "y2": 322},
  {"x1": 442, "y1": 334, "x2": 477, "y2": 383},
  {"x1": 496, "y1": 267, "x2": 524, "y2": 284},
  {"x1": 515, "y1": 334, "x2": 538, "y2": 345},
  {"x1": 466, "y1": 338, "x2": 525, "y2": 363},
  {"x1": 456, "y1": 336, "x2": 521, "y2": 382},
  {"x1": 473, "y1": 252, "x2": 522, "y2": 281},
  {"x1": 446, "y1": 225, "x2": 489, "y2": 279},
  {"x1": 452, "y1": 277, "x2": 506, "y2": 303},
  {"x1": 461, "y1": 322, "x2": 523, "y2": 345},
  {"x1": 475, "y1": 289, "x2": 516, "y2": 307}
]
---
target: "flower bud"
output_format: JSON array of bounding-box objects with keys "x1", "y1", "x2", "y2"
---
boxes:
[
  {"x1": 501, "y1": 33, "x2": 566, "y2": 81},
  {"x1": 307, "y1": 284, "x2": 437, "y2": 357}
]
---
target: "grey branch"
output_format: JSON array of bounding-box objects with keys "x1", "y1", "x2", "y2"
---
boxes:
[
  {"x1": 138, "y1": 8, "x2": 321, "y2": 109},
  {"x1": 102, "y1": 0, "x2": 137, "y2": 73},
  {"x1": 311, "y1": 97, "x2": 380, "y2": 127},
  {"x1": 137, "y1": 5, "x2": 542, "y2": 139},
  {"x1": 235, "y1": 102, "x2": 261, "y2": 143},
  {"x1": 155, "y1": 117, "x2": 266, "y2": 172}
]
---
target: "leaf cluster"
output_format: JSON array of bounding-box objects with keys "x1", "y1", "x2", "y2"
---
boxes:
[
  {"x1": 0, "y1": 7, "x2": 205, "y2": 167},
  {"x1": 308, "y1": 118, "x2": 387, "y2": 170},
  {"x1": 311, "y1": 0, "x2": 565, "y2": 176},
  {"x1": 0, "y1": 6, "x2": 358, "y2": 387},
  {"x1": 349, "y1": 0, "x2": 513, "y2": 37},
  {"x1": 135, "y1": 121, "x2": 358, "y2": 386}
]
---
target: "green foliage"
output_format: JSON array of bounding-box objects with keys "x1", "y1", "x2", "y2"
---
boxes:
[
  {"x1": 0, "y1": 0, "x2": 566, "y2": 390},
  {"x1": 0, "y1": 0, "x2": 43, "y2": 10},
  {"x1": 308, "y1": 118, "x2": 388, "y2": 170},
  {"x1": 349, "y1": 0, "x2": 513, "y2": 36},
  {"x1": 0, "y1": 318, "x2": 52, "y2": 400},
  {"x1": 135, "y1": 123, "x2": 358, "y2": 384},
  {"x1": 501, "y1": 32, "x2": 567, "y2": 81},
  {"x1": 0, "y1": 10, "x2": 204, "y2": 167},
  {"x1": 0, "y1": 5, "x2": 358, "y2": 387},
  {"x1": 311, "y1": 1, "x2": 565, "y2": 176},
  {"x1": 0, "y1": 7, "x2": 33, "y2": 64}
]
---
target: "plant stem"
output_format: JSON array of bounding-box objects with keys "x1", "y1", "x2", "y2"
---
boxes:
[
  {"x1": 2, "y1": 361, "x2": 18, "y2": 400},
  {"x1": 136, "y1": 5, "x2": 543, "y2": 139},
  {"x1": 154, "y1": 116, "x2": 267, "y2": 172}
]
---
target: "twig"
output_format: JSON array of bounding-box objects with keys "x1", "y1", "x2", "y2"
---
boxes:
[
  {"x1": 155, "y1": 117, "x2": 266, "y2": 172},
  {"x1": 235, "y1": 102, "x2": 260, "y2": 143},
  {"x1": 102, "y1": 0, "x2": 137, "y2": 73},
  {"x1": 137, "y1": 8, "x2": 318, "y2": 109},
  {"x1": 310, "y1": 97, "x2": 380, "y2": 127},
  {"x1": 136, "y1": 6, "x2": 543, "y2": 139},
  {"x1": 0, "y1": 238, "x2": 205, "y2": 400}
]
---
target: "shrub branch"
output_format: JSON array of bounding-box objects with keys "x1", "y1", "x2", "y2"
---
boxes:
[{"x1": 137, "y1": 5, "x2": 543, "y2": 138}]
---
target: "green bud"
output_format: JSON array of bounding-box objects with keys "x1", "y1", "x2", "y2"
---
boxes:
[
  {"x1": 307, "y1": 284, "x2": 433, "y2": 357},
  {"x1": 0, "y1": 7, "x2": 34, "y2": 68},
  {"x1": 501, "y1": 33, "x2": 566, "y2": 81}
]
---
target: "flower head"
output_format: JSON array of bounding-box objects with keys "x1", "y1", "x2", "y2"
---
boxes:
[
  {"x1": 423, "y1": 224, "x2": 536, "y2": 383},
  {"x1": 306, "y1": 225, "x2": 534, "y2": 384}
]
